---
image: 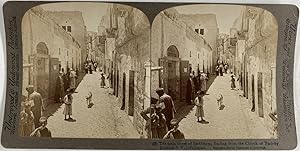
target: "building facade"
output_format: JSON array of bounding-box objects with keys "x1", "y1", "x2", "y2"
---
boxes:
[
  {"x1": 22, "y1": 6, "x2": 82, "y2": 104},
  {"x1": 180, "y1": 13, "x2": 219, "y2": 68},
  {"x1": 103, "y1": 4, "x2": 151, "y2": 137},
  {"x1": 47, "y1": 10, "x2": 87, "y2": 70},
  {"x1": 232, "y1": 6, "x2": 278, "y2": 137},
  {"x1": 151, "y1": 8, "x2": 215, "y2": 109}
]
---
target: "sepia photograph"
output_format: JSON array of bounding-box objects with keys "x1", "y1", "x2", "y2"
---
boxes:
[
  {"x1": 19, "y1": 2, "x2": 278, "y2": 140},
  {"x1": 20, "y1": 2, "x2": 151, "y2": 138},
  {"x1": 148, "y1": 5, "x2": 278, "y2": 139}
]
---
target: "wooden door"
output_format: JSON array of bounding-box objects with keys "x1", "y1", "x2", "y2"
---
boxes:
[
  {"x1": 128, "y1": 70, "x2": 135, "y2": 116},
  {"x1": 31, "y1": 54, "x2": 50, "y2": 99},
  {"x1": 251, "y1": 74, "x2": 255, "y2": 111},
  {"x1": 246, "y1": 72, "x2": 248, "y2": 99},
  {"x1": 49, "y1": 58, "x2": 60, "y2": 100},
  {"x1": 180, "y1": 60, "x2": 189, "y2": 101},
  {"x1": 168, "y1": 60, "x2": 177, "y2": 101},
  {"x1": 258, "y1": 72, "x2": 264, "y2": 117},
  {"x1": 159, "y1": 58, "x2": 168, "y2": 93}
]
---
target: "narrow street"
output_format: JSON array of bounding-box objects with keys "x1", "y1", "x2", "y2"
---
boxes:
[
  {"x1": 45, "y1": 72, "x2": 139, "y2": 138},
  {"x1": 177, "y1": 74, "x2": 272, "y2": 139}
]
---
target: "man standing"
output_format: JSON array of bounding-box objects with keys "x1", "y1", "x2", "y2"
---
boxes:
[
  {"x1": 186, "y1": 74, "x2": 194, "y2": 105},
  {"x1": 54, "y1": 71, "x2": 64, "y2": 103},
  {"x1": 63, "y1": 68, "x2": 71, "y2": 91},
  {"x1": 156, "y1": 88, "x2": 176, "y2": 129},
  {"x1": 26, "y1": 85, "x2": 45, "y2": 128},
  {"x1": 69, "y1": 68, "x2": 77, "y2": 91},
  {"x1": 199, "y1": 72, "x2": 208, "y2": 94}
]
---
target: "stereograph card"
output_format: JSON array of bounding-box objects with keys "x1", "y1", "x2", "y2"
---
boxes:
[{"x1": 0, "y1": 1, "x2": 298, "y2": 150}]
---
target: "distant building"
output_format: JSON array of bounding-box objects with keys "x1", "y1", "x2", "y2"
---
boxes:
[
  {"x1": 47, "y1": 11, "x2": 87, "y2": 70},
  {"x1": 231, "y1": 6, "x2": 278, "y2": 137},
  {"x1": 22, "y1": 6, "x2": 82, "y2": 105},
  {"x1": 151, "y1": 8, "x2": 214, "y2": 108},
  {"x1": 179, "y1": 14, "x2": 219, "y2": 67},
  {"x1": 103, "y1": 4, "x2": 151, "y2": 137}
]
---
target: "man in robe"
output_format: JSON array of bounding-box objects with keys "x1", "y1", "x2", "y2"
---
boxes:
[
  {"x1": 155, "y1": 88, "x2": 176, "y2": 130},
  {"x1": 26, "y1": 85, "x2": 45, "y2": 128}
]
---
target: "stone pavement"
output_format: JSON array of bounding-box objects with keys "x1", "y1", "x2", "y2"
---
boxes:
[
  {"x1": 177, "y1": 74, "x2": 272, "y2": 139},
  {"x1": 45, "y1": 72, "x2": 140, "y2": 138}
]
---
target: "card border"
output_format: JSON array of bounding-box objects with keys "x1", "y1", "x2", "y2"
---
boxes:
[{"x1": 1, "y1": 1, "x2": 298, "y2": 149}]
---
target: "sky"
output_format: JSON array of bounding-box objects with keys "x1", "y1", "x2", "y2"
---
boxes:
[
  {"x1": 175, "y1": 4, "x2": 244, "y2": 34},
  {"x1": 41, "y1": 3, "x2": 244, "y2": 34},
  {"x1": 41, "y1": 3, "x2": 109, "y2": 32}
]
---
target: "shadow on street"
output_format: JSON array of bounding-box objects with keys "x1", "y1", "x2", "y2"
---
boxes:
[
  {"x1": 174, "y1": 73, "x2": 217, "y2": 122},
  {"x1": 43, "y1": 71, "x2": 86, "y2": 118}
]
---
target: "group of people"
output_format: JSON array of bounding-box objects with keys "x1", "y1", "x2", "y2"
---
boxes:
[
  {"x1": 186, "y1": 71, "x2": 208, "y2": 105},
  {"x1": 20, "y1": 85, "x2": 51, "y2": 137},
  {"x1": 55, "y1": 67, "x2": 78, "y2": 103},
  {"x1": 84, "y1": 60, "x2": 98, "y2": 74},
  {"x1": 140, "y1": 88, "x2": 185, "y2": 139},
  {"x1": 215, "y1": 61, "x2": 229, "y2": 76}
]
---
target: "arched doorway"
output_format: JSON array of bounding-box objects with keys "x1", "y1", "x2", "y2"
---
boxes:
[
  {"x1": 166, "y1": 45, "x2": 180, "y2": 101},
  {"x1": 159, "y1": 45, "x2": 190, "y2": 103},
  {"x1": 35, "y1": 42, "x2": 50, "y2": 99}
]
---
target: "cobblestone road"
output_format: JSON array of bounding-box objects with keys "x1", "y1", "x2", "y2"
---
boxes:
[
  {"x1": 177, "y1": 74, "x2": 272, "y2": 139},
  {"x1": 46, "y1": 72, "x2": 139, "y2": 138}
]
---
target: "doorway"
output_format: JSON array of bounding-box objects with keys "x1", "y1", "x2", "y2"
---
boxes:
[
  {"x1": 246, "y1": 72, "x2": 248, "y2": 99},
  {"x1": 121, "y1": 72, "x2": 126, "y2": 110},
  {"x1": 168, "y1": 60, "x2": 177, "y2": 100},
  {"x1": 258, "y1": 72, "x2": 264, "y2": 117},
  {"x1": 251, "y1": 74, "x2": 255, "y2": 112},
  {"x1": 128, "y1": 71, "x2": 134, "y2": 116},
  {"x1": 34, "y1": 42, "x2": 50, "y2": 99},
  {"x1": 164, "y1": 45, "x2": 180, "y2": 101}
]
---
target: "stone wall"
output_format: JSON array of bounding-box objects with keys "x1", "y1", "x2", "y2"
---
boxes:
[
  {"x1": 112, "y1": 5, "x2": 151, "y2": 136},
  {"x1": 151, "y1": 12, "x2": 214, "y2": 99},
  {"x1": 22, "y1": 7, "x2": 82, "y2": 100},
  {"x1": 234, "y1": 6, "x2": 278, "y2": 137},
  {"x1": 47, "y1": 10, "x2": 87, "y2": 69}
]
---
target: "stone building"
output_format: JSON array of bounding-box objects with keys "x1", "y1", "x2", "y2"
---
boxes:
[
  {"x1": 217, "y1": 33, "x2": 230, "y2": 64},
  {"x1": 46, "y1": 10, "x2": 87, "y2": 70},
  {"x1": 86, "y1": 31, "x2": 103, "y2": 63},
  {"x1": 22, "y1": 6, "x2": 82, "y2": 104},
  {"x1": 231, "y1": 6, "x2": 278, "y2": 137},
  {"x1": 103, "y1": 4, "x2": 151, "y2": 137},
  {"x1": 151, "y1": 8, "x2": 214, "y2": 108},
  {"x1": 179, "y1": 13, "x2": 219, "y2": 68}
]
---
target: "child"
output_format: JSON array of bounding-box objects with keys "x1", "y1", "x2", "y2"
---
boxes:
[
  {"x1": 30, "y1": 116, "x2": 51, "y2": 137},
  {"x1": 194, "y1": 91, "x2": 209, "y2": 124},
  {"x1": 19, "y1": 102, "x2": 35, "y2": 136},
  {"x1": 231, "y1": 75, "x2": 236, "y2": 90},
  {"x1": 100, "y1": 73, "x2": 106, "y2": 88},
  {"x1": 63, "y1": 89, "x2": 74, "y2": 121},
  {"x1": 86, "y1": 92, "x2": 93, "y2": 108},
  {"x1": 163, "y1": 119, "x2": 185, "y2": 139},
  {"x1": 217, "y1": 94, "x2": 225, "y2": 110}
]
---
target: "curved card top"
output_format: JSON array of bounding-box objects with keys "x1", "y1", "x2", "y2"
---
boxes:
[{"x1": 1, "y1": 1, "x2": 299, "y2": 150}]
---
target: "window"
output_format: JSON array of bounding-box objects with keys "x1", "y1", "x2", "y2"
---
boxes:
[
  {"x1": 200, "y1": 29, "x2": 204, "y2": 35},
  {"x1": 190, "y1": 51, "x2": 191, "y2": 57},
  {"x1": 195, "y1": 29, "x2": 199, "y2": 34},
  {"x1": 59, "y1": 48, "x2": 60, "y2": 55},
  {"x1": 67, "y1": 26, "x2": 72, "y2": 32},
  {"x1": 62, "y1": 26, "x2": 71, "y2": 32}
]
